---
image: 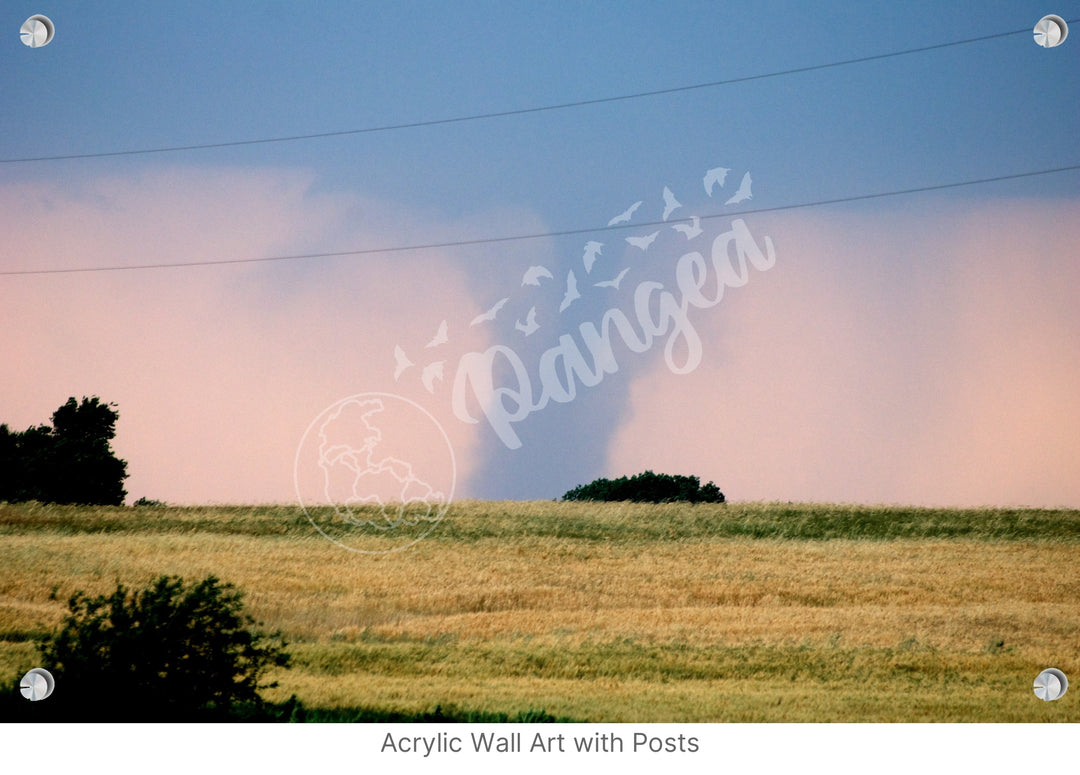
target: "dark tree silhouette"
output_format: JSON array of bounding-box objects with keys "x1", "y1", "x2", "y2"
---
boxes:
[
  {"x1": 562, "y1": 470, "x2": 725, "y2": 504},
  {"x1": 0, "y1": 396, "x2": 128, "y2": 505},
  {"x1": 47, "y1": 397, "x2": 128, "y2": 505},
  {"x1": 29, "y1": 575, "x2": 290, "y2": 721},
  {"x1": 0, "y1": 423, "x2": 53, "y2": 502}
]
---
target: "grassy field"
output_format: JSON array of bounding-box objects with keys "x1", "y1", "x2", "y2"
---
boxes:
[{"x1": 1, "y1": 499, "x2": 1078, "y2": 721}]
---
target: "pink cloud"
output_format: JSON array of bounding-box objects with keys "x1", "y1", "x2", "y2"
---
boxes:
[
  {"x1": 606, "y1": 200, "x2": 1080, "y2": 507},
  {"x1": 0, "y1": 167, "x2": 494, "y2": 504}
]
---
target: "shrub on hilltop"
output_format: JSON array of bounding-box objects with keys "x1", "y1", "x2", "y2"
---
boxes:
[{"x1": 562, "y1": 470, "x2": 724, "y2": 504}]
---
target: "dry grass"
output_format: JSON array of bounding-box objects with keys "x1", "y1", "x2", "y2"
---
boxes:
[{"x1": 1, "y1": 500, "x2": 1078, "y2": 721}]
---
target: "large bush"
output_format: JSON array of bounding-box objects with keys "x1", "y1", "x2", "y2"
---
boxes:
[
  {"x1": 0, "y1": 396, "x2": 128, "y2": 505},
  {"x1": 562, "y1": 470, "x2": 724, "y2": 504},
  {"x1": 26, "y1": 575, "x2": 289, "y2": 721}
]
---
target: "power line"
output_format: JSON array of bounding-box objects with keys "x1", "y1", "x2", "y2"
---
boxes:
[
  {"x1": 1, "y1": 21, "x2": 1064, "y2": 165},
  {"x1": 4, "y1": 163, "x2": 1077, "y2": 277}
]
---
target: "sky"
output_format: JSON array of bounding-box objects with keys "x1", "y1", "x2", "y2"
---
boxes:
[{"x1": 1, "y1": 1, "x2": 1078, "y2": 507}]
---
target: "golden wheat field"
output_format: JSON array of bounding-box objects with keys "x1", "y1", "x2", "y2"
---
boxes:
[{"x1": 1, "y1": 500, "x2": 1078, "y2": 721}]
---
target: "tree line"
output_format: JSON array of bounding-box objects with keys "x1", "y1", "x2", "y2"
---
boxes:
[
  {"x1": 0, "y1": 396, "x2": 128, "y2": 505},
  {"x1": 562, "y1": 470, "x2": 724, "y2": 504}
]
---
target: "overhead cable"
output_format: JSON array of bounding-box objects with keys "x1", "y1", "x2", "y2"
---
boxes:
[{"x1": 3, "y1": 163, "x2": 1077, "y2": 276}]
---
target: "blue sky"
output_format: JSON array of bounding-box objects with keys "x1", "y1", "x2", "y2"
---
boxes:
[{"x1": 2, "y1": 2, "x2": 1079, "y2": 505}]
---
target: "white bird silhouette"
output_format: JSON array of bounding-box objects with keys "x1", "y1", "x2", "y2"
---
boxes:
[
  {"x1": 725, "y1": 172, "x2": 752, "y2": 205},
  {"x1": 470, "y1": 297, "x2": 510, "y2": 326},
  {"x1": 521, "y1": 265, "x2": 554, "y2": 286},
  {"x1": 559, "y1": 270, "x2": 580, "y2": 313},
  {"x1": 425, "y1": 320, "x2": 448, "y2": 348},
  {"x1": 594, "y1": 267, "x2": 630, "y2": 290},
  {"x1": 421, "y1": 361, "x2": 445, "y2": 393},
  {"x1": 625, "y1": 230, "x2": 660, "y2": 251},
  {"x1": 704, "y1": 167, "x2": 731, "y2": 197},
  {"x1": 607, "y1": 200, "x2": 642, "y2": 226},
  {"x1": 661, "y1": 187, "x2": 682, "y2": 221},
  {"x1": 515, "y1": 306, "x2": 539, "y2": 336},
  {"x1": 672, "y1": 215, "x2": 702, "y2": 240},
  {"x1": 393, "y1": 345, "x2": 414, "y2": 381},
  {"x1": 582, "y1": 241, "x2": 604, "y2": 273}
]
